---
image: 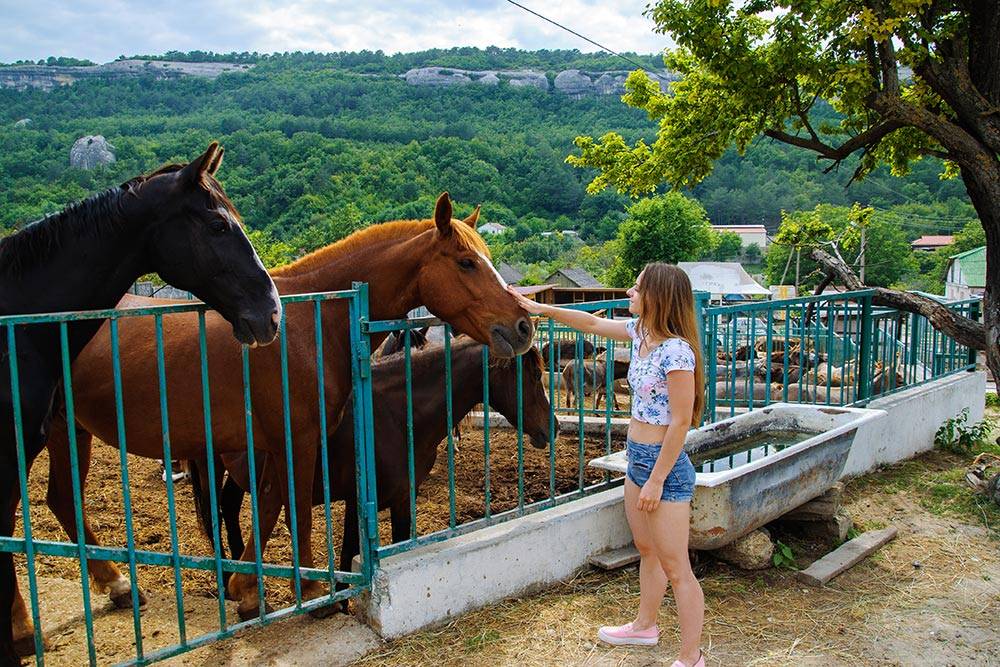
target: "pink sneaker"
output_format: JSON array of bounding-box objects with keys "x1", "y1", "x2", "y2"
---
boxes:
[{"x1": 597, "y1": 622, "x2": 659, "y2": 646}]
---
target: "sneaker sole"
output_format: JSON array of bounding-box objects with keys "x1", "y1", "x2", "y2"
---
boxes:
[{"x1": 597, "y1": 628, "x2": 658, "y2": 646}]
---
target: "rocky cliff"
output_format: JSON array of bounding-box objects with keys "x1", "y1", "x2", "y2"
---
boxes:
[
  {"x1": 0, "y1": 60, "x2": 254, "y2": 91},
  {"x1": 402, "y1": 67, "x2": 677, "y2": 96}
]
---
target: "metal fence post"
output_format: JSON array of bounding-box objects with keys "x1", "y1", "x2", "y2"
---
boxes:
[
  {"x1": 350, "y1": 282, "x2": 379, "y2": 575},
  {"x1": 856, "y1": 294, "x2": 874, "y2": 402}
]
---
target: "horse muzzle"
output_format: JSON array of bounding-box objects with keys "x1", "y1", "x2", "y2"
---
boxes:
[{"x1": 489, "y1": 317, "x2": 534, "y2": 358}]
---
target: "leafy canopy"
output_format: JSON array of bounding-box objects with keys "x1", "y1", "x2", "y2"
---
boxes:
[{"x1": 568, "y1": 0, "x2": 979, "y2": 194}]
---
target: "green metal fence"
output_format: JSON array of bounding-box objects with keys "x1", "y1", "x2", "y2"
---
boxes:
[
  {"x1": 2, "y1": 284, "x2": 981, "y2": 664},
  {"x1": 362, "y1": 288, "x2": 981, "y2": 564},
  {"x1": 1, "y1": 284, "x2": 378, "y2": 666}
]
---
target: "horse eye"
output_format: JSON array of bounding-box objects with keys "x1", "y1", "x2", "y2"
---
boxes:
[
  {"x1": 458, "y1": 258, "x2": 476, "y2": 270},
  {"x1": 210, "y1": 218, "x2": 228, "y2": 235}
]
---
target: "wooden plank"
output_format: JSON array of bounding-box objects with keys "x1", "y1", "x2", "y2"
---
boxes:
[
  {"x1": 589, "y1": 545, "x2": 640, "y2": 570},
  {"x1": 796, "y1": 527, "x2": 898, "y2": 586}
]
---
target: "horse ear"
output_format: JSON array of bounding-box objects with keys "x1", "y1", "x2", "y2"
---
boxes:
[
  {"x1": 461, "y1": 204, "x2": 481, "y2": 228},
  {"x1": 434, "y1": 192, "x2": 453, "y2": 237},
  {"x1": 179, "y1": 142, "x2": 220, "y2": 186},
  {"x1": 207, "y1": 146, "x2": 225, "y2": 175}
]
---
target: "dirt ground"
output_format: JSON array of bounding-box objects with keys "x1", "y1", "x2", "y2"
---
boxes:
[
  {"x1": 352, "y1": 447, "x2": 1000, "y2": 667},
  {"x1": 13, "y1": 425, "x2": 614, "y2": 664}
]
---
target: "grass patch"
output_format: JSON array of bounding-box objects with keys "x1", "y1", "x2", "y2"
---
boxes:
[{"x1": 848, "y1": 441, "x2": 1000, "y2": 540}]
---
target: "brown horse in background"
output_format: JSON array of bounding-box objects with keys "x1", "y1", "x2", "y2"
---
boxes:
[
  {"x1": 28, "y1": 193, "x2": 533, "y2": 643},
  {"x1": 189, "y1": 337, "x2": 552, "y2": 590}
]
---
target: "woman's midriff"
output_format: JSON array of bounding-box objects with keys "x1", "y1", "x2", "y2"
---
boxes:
[{"x1": 627, "y1": 419, "x2": 669, "y2": 445}]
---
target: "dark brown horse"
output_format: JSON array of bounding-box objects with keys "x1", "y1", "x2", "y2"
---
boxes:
[
  {"x1": 0, "y1": 143, "x2": 280, "y2": 663},
  {"x1": 31, "y1": 194, "x2": 533, "y2": 640},
  {"x1": 189, "y1": 337, "x2": 552, "y2": 589}
]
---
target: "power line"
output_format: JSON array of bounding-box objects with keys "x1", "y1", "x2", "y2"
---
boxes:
[{"x1": 502, "y1": 0, "x2": 653, "y2": 71}]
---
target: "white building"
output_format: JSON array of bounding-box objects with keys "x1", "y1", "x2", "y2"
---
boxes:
[
  {"x1": 477, "y1": 222, "x2": 508, "y2": 235},
  {"x1": 711, "y1": 224, "x2": 769, "y2": 248}
]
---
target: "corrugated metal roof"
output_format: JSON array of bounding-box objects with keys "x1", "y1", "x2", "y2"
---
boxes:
[{"x1": 949, "y1": 245, "x2": 986, "y2": 287}]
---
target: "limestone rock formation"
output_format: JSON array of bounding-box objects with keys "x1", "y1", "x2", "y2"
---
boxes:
[
  {"x1": 554, "y1": 69, "x2": 593, "y2": 97},
  {"x1": 70, "y1": 135, "x2": 116, "y2": 170}
]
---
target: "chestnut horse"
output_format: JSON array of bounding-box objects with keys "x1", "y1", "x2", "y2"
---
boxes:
[
  {"x1": 29, "y1": 194, "x2": 532, "y2": 644},
  {"x1": 0, "y1": 143, "x2": 280, "y2": 664},
  {"x1": 189, "y1": 337, "x2": 552, "y2": 590}
]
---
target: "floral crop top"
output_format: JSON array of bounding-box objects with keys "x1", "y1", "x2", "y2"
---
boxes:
[{"x1": 625, "y1": 319, "x2": 696, "y2": 426}]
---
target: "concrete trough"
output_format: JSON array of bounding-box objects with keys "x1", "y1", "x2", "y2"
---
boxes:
[{"x1": 589, "y1": 404, "x2": 886, "y2": 549}]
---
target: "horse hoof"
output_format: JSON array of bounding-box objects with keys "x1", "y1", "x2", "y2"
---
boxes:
[
  {"x1": 110, "y1": 587, "x2": 148, "y2": 610},
  {"x1": 236, "y1": 601, "x2": 274, "y2": 621},
  {"x1": 308, "y1": 600, "x2": 344, "y2": 619},
  {"x1": 13, "y1": 634, "x2": 40, "y2": 658}
]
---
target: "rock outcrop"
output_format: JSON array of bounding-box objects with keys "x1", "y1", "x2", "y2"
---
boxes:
[
  {"x1": 402, "y1": 66, "x2": 676, "y2": 96},
  {"x1": 70, "y1": 135, "x2": 116, "y2": 170},
  {"x1": 401, "y1": 67, "x2": 549, "y2": 91},
  {"x1": 0, "y1": 60, "x2": 253, "y2": 91}
]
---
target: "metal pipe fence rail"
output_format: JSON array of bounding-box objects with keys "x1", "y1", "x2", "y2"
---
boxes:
[
  {"x1": 2, "y1": 285, "x2": 980, "y2": 665},
  {"x1": 1, "y1": 285, "x2": 377, "y2": 667},
  {"x1": 361, "y1": 289, "x2": 981, "y2": 564}
]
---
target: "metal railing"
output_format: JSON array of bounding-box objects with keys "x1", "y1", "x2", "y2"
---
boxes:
[{"x1": 2, "y1": 284, "x2": 377, "y2": 666}]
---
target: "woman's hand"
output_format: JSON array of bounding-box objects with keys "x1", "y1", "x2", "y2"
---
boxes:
[
  {"x1": 506, "y1": 285, "x2": 548, "y2": 315},
  {"x1": 637, "y1": 479, "x2": 664, "y2": 512}
]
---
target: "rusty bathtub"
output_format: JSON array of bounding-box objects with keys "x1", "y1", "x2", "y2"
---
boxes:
[{"x1": 588, "y1": 403, "x2": 886, "y2": 549}]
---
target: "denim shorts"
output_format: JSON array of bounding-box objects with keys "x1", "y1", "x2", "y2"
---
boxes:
[{"x1": 626, "y1": 438, "x2": 696, "y2": 502}]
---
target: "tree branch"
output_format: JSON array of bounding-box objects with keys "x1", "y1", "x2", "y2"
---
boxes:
[
  {"x1": 810, "y1": 247, "x2": 987, "y2": 350},
  {"x1": 765, "y1": 119, "x2": 905, "y2": 164}
]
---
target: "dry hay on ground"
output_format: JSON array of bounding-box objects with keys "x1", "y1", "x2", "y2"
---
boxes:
[
  {"x1": 353, "y1": 450, "x2": 1000, "y2": 667},
  {"x1": 14, "y1": 426, "x2": 616, "y2": 663}
]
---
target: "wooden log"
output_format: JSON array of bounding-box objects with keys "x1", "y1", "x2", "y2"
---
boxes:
[
  {"x1": 796, "y1": 526, "x2": 898, "y2": 586},
  {"x1": 589, "y1": 545, "x2": 640, "y2": 570}
]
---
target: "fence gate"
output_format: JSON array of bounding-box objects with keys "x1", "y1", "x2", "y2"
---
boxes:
[{"x1": 0, "y1": 283, "x2": 378, "y2": 666}]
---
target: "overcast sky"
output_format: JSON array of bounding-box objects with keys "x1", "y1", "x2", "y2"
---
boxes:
[{"x1": 0, "y1": 1, "x2": 669, "y2": 64}]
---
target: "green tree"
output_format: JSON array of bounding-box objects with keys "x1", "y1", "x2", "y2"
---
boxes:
[
  {"x1": 569, "y1": 1, "x2": 999, "y2": 375},
  {"x1": 709, "y1": 230, "x2": 742, "y2": 260},
  {"x1": 605, "y1": 192, "x2": 713, "y2": 287}
]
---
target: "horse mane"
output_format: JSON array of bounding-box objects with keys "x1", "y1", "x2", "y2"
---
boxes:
[
  {"x1": 0, "y1": 163, "x2": 238, "y2": 279},
  {"x1": 270, "y1": 217, "x2": 491, "y2": 277}
]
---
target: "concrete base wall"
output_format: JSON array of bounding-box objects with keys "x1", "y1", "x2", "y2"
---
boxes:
[
  {"x1": 361, "y1": 371, "x2": 986, "y2": 638},
  {"x1": 358, "y1": 488, "x2": 632, "y2": 638},
  {"x1": 841, "y1": 371, "x2": 985, "y2": 478}
]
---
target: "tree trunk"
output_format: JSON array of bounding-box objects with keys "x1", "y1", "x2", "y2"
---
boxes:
[{"x1": 959, "y1": 164, "x2": 1000, "y2": 385}]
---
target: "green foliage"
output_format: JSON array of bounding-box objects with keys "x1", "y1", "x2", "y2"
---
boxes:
[
  {"x1": 772, "y1": 540, "x2": 798, "y2": 570},
  {"x1": 0, "y1": 47, "x2": 977, "y2": 276},
  {"x1": 986, "y1": 393, "x2": 1000, "y2": 409},
  {"x1": 764, "y1": 204, "x2": 916, "y2": 288},
  {"x1": 707, "y1": 230, "x2": 742, "y2": 260},
  {"x1": 605, "y1": 193, "x2": 713, "y2": 287},
  {"x1": 935, "y1": 409, "x2": 995, "y2": 455}
]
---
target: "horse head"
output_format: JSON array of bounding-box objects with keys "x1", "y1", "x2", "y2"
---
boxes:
[
  {"x1": 488, "y1": 345, "x2": 552, "y2": 449},
  {"x1": 415, "y1": 193, "x2": 533, "y2": 358},
  {"x1": 131, "y1": 142, "x2": 280, "y2": 346}
]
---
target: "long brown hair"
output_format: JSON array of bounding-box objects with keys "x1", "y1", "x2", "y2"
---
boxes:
[{"x1": 636, "y1": 263, "x2": 705, "y2": 425}]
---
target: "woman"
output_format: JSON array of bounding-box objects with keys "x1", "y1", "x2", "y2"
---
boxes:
[{"x1": 507, "y1": 262, "x2": 705, "y2": 667}]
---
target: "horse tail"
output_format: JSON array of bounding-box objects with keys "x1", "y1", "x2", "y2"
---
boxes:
[{"x1": 187, "y1": 457, "x2": 220, "y2": 547}]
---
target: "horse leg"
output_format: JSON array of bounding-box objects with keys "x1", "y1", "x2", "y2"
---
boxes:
[
  {"x1": 45, "y1": 422, "x2": 144, "y2": 610},
  {"x1": 219, "y1": 475, "x2": 246, "y2": 593},
  {"x1": 0, "y1": 447, "x2": 28, "y2": 667},
  {"x1": 226, "y1": 462, "x2": 282, "y2": 621},
  {"x1": 278, "y1": 445, "x2": 332, "y2": 617}
]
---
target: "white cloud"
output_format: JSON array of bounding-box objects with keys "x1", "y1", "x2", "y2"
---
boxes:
[{"x1": 0, "y1": 0, "x2": 670, "y2": 63}]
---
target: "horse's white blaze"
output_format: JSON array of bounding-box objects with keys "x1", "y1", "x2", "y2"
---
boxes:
[{"x1": 477, "y1": 251, "x2": 507, "y2": 287}]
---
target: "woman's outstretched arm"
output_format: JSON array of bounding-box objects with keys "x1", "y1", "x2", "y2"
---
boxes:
[{"x1": 507, "y1": 286, "x2": 631, "y2": 343}]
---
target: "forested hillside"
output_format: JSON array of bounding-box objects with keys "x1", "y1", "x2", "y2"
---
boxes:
[{"x1": 0, "y1": 48, "x2": 978, "y2": 286}]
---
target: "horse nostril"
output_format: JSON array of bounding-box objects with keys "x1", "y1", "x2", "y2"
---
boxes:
[
  {"x1": 517, "y1": 317, "x2": 531, "y2": 340},
  {"x1": 271, "y1": 310, "x2": 280, "y2": 330}
]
